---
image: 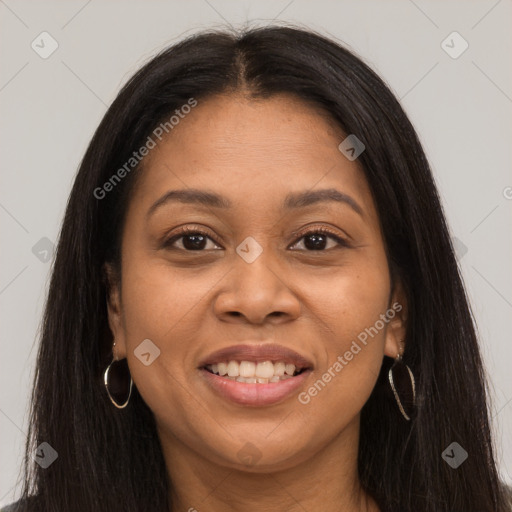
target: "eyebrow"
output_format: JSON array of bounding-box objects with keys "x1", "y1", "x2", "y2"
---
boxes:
[{"x1": 146, "y1": 187, "x2": 364, "y2": 219}]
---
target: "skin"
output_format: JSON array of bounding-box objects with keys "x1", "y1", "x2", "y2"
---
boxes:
[{"x1": 106, "y1": 92, "x2": 408, "y2": 512}]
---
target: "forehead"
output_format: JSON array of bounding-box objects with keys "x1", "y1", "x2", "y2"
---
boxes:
[
  {"x1": 161, "y1": 93, "x2": 346, "y2": 167},
  {"x1": 128, "y1": 93, "x2": 377, "y2": 224}
]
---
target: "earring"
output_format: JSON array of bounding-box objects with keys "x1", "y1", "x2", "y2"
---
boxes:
[
  {"x1": 388, "y1": 342, "x2": 416, "y2": 421},
  {"x1": 104, "y1": 341, "x2": 133, "y2": 409}
]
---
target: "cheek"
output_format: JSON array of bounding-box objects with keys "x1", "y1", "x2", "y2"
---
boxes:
[
  {"x1": 304, "y1": 256, "x2": 391, "y2": 349},
  {"x1": 120, "y1": 256, "x2": 215, "y2": 340},
  {"x1": 115, "y1": 256, "x2": 202, "y2": 391},
  {"x1": 296, "y1": 255, "x2": 390, "y2": 409}
]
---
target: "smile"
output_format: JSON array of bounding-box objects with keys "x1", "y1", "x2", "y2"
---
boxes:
[
  {"x1": 198, "y1": 343, "x2": 313, "y2": 406},
  {"x1": 204, "y1": 360, "x2": 304, "y2": 383}
]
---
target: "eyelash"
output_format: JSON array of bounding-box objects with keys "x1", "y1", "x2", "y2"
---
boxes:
[{"x1": 163, "y1": 225, "x2": 351, "y2": 252}]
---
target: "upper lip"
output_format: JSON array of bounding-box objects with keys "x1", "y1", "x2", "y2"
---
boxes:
[{"x1": 198, "y1": 343, "x2": 314, "y2": 370}]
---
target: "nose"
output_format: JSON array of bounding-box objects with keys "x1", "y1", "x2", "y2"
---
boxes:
[{"x1": 212, "y1": 250, "x2": 301, "y2": 325}]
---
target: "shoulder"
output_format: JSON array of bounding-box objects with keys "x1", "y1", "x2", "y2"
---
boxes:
[
  {"x1": 1, "y1": 501, "x2": 20, "y2": 512},
  {"x1": 1, "y1": 499, "x2": 24, "y2": 512}
]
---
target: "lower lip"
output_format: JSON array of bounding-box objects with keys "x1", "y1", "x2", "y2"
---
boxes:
[{"x1": 200, "y1": 369, "x2": 312, "y2": 407}]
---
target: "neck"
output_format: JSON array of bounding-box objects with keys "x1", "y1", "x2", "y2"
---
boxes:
[{"x1": 158, "y1": 416, "x2": 380, "y2": 512}]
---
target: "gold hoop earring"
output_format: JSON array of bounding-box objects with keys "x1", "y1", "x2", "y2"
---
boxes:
[
  {"x1": 104, "y1": 341, "x2": 133, "y2": 409},
  {"x1": 388, "y1": 344, "x2": 416, "y2": 421}
]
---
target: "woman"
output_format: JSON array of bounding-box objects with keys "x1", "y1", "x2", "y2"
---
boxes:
[{"x1": 3, "y1": 24, "x2": 511, "y2": 512}]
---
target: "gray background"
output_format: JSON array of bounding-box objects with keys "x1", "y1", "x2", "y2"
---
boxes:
[{"x1": 1, "y1": 0, "x2": 511, "y2": 505}]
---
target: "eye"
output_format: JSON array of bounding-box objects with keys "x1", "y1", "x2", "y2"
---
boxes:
[
  {"x1": 289, "y1": 227, "x2": 350, "y2": 251},
  {"x1": 163, "y1": 226, "x2": 222, "y2": 251}
]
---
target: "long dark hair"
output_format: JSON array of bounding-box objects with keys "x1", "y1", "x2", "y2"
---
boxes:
[{"x1": 14, "y1": 23, "x2": 509, "y2": 511}]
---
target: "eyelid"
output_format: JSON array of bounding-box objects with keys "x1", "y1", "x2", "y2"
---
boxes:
[{"x1": 163, "y1": 224, "x2": 351, "y2": 251}]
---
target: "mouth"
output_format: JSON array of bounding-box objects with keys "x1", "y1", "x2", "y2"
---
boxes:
[{"x1": 198, "y1": 343, "x2": 313, "y2": 406}]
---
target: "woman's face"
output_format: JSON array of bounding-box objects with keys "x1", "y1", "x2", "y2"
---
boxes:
[{"x1": 107, "y1": 93, "x2": 407, "y2": 472}]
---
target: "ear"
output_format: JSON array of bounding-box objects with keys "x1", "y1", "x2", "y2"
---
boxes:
[
  {"x1": 383, "y1": 276, "x2": 408, "y2": 359},
  {"x1": 104, "y1": 262, "x2": 127, "y2": 359}
]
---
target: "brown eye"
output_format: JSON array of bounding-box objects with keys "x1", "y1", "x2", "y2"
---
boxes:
[
  {"x1": 163, "y1": 227, "x2": 222, "y2": 251},
  {"x1": 290, "y1": 228, "x2": 350, "y2": 251}
]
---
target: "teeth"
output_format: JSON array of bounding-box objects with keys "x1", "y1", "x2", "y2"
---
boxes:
[
  {"x1": 239, "y1": 361, "x2": 256, "y2": 378},
  {"x1": 274, "y1": 362, "x2": 286, "y2": 376},
  {"x1": 206, "y1": 360, "x2": 302, "y2": 382},
  {"x1": 227, "y1": 361, "x2": 239, "y2": 377},
  {"x1": 285, "y1": 363, "x2": 295, "y2": 376},
  {"x1": 255, "y1": 361, "x2": 274, "y2": 379},
  {"x1": 217, "y1": 362, "x2": 228, "y2": 376},
  {"x1": 236, "y1": 376, "x2": 258, "y2": 383}
]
